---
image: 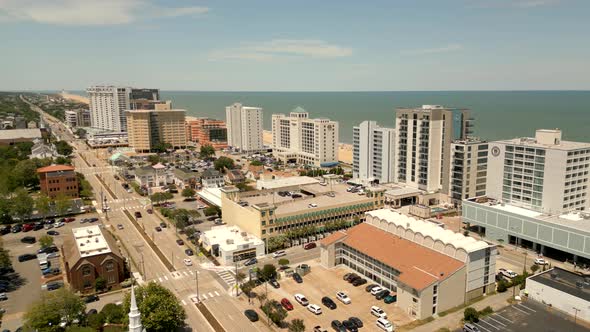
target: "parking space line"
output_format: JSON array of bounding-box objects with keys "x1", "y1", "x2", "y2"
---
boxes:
[
  {"x1": 493, "y1": 314, "x2": 513, "y2": 323},
  {"x1": 473, "y1": 322, "x2": 493, "y2": 332},
  {"x1": 164, "y1": 275, "x2": 169, "y2": 281},
  {"x1": 189, "y1": 270, "x2": 194, "y2": 275},
  {"x1": 181, "y1": 300, "x2": 187, "y2": 305},
  {"x1": 202, "y1": 294, "x2": 208, "y2": 299},
  {"x1": 486, "y1": 316, "x2": 507, "y2": 327},
  {"x1": 214, "y1": 291, "x2": 220, "y2": 296},
  {"x1": 158, "y1": 277, "x2": 163, "y2": 282},
  {"x1": 478, "y1": 319, "x2": 501, "y2": 330},
  {"x1": 512, "y1": 305, "x2": 530, "y2": 315},
  {"x1": 518, "y1": 303, "x2": 537, "y2": 313},
  {"x1": 183, "y1": 271, "x2": 188, "y2": 276}
]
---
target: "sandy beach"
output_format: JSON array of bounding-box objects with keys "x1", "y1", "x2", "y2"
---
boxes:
[
  {"x1": 263, "y1": 130, "x2": 353, "y2": 164},
  {"x1": 60, "y1": 92, "x2": 89, "y2": 104}
]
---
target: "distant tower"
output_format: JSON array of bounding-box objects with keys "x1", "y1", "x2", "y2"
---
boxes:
[{"x1": 128, "y1": 285, "x2": 146, "y2": 332}]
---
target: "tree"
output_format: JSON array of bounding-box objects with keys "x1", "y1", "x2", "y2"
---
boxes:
[
  {"x1": 11, "y1": 187, "x2": 34, "y2": 221},
  {"x1": 214, "y1": 156, "x2": 234, "y2": 173},
  {"x1": 267, "y1": 234, "x2": 288, "y2": 252},
  {"x1": 289, "y1": 318, "x2": 305, "y2": 332},
  {"x1": 199, "y1": 144, "x2": 215, "y2": 160},
  {"x1": 250, "y1": 160, "x2": 263, "y2": 166},
  {"x1": 54, "y1": 193, "x2": 72, "y2": 216},
  {"x1": 36, "y1": 193, "x2": 51, "y2": 220},
  {"x1": 204, "y1": 206, "x2": 219, "y2": 217},
  {"x1": 259, "y1": 264, "x2": 277, "y2": 281},
  {"x1": 23, "y1": 288, "x2": 86, "y2": 331},
  {"x1": 152, "y1": 142, "x2": 172, "y2": 153},
  {"x1": 74, "y1": 128, "x2": 87, "y2": 138},
  {"x1": 261, "y1": 299, "x2": 288, "y2": 326},
  {"x1": 39, "y1": 235, "x2": 54, "y2": 249},
  {"x1": 464, "y1": 307, "x2": 480, "y2": 323},
  {"x1": 278, "y1": 258, "x2": 290, "y2": 267},
  {"x1": 100, "y1": 303, "x2": 125, "y2": 324},
  {"x1": 86, "y1": 311, "x2": 105, "y2": 330},
  {"x1": 95, "y1": 276, "x2": 107, "y2": 292},
  {"x1": 181, "y1": 188, "x2": 196, "y2": 199},
  {"x1": 13, "y1": 159, "x2": 40, "y2": 188},
  {"x1": 122, "y1": 282, "x2": 186, "y2": 332},
  {"x1": 55, "y1": 140, "x2": 73, "y2": 156},
  {"x1": 530, "y1": 264, "x2": 540, "y2": 273}
]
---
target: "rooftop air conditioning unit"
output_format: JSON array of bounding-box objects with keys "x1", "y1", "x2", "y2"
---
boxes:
[
  {"x1": 241, "y1": 232, "x2": 247, "y2": 237},
  {"x1": 226, "y1": 239, "x2": 234, "y2": 245},
  {"x1": 550, "y1": 272, "x2": 558, "y2": 279}
]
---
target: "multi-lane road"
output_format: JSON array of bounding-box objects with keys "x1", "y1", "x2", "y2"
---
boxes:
[{"x1": 22, "y1": 96, "x2": 274, "y2": 332}]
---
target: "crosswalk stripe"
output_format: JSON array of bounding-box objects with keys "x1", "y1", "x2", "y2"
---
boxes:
[
  {"x1": 209, "y1": 292, "x2": 214, "y2": 297},
  {"x1": 183, "y1": 271, "x2": 188, "y2": 276},
  {"x1": 214, "y1": 291, "x2": 220, "y2": 296},
  {"x1": 164, "y1": 276, "x2": 168, "y2": 281},
  {"x1": 158, "y1": 277, "x2": 163, "y2": 282},
  {"x1": 189, "y1": 271, "x2": 194, "y2": 275},
  {"x1": 202, "y1": 294, "x2": 208, "y2": 299},
  {"x1": 181, "y1": 300, "x2": 187, "y2": 306}
]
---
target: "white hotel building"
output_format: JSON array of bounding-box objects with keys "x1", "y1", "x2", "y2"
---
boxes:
[
  {"x1": 353, "y1": 120, "x2": 395, "y2": 184},
  {"x1": 271, "y1": 108, "x2": 339, "y2": 167},
  {"x1": 87, "y1": 86, "x2": 132, "y2": 132},
  {"x1": 225, "y1": 103, "x2": 264, "y2": 153}
]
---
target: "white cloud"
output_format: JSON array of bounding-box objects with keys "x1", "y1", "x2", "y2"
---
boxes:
[
  {"x1": 401, "y1": 44, "x2": 463, "y2": 55},
  {"x1": 0, "y1": 0, "x2": 208, "y2": 26},
  {"x1": 209, "y1": 39, "x2": 353, "y2": 61}
]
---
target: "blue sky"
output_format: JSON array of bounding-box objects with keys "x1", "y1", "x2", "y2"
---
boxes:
[{"x1": 1, "y1": 0, "x2": 589, "y2": 91}]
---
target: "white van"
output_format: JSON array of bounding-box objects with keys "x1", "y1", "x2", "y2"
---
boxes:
[
  {"x1": 39, "y1": 259, "x2": 49, "y2": 270},
  {"x1": 376, "y1": 317, "x2": 394, "y2": 332},
  {"x1": 272, "y1": 250, "x2": 286, "y2": 258}
]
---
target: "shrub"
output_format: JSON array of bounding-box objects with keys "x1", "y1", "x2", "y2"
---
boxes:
[
  {"x1": 479, "y1": 306, "x2": 494, "y2": 316},
  {"x1": 497, "y1": 280, "x2": 508, "y2": 293},
  {"x1": 530, "y1": 264, "x2": 540, "y2": 273},
  {"x1": 464, "y1": 307, "x2": 480, "y2": 323}
]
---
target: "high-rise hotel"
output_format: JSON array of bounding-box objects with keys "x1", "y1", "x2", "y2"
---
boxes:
[
  {"x1": 353, "y1": 121, "x2": 395, "y2": 184},
  {"x1": 225, "y1": 103, "x2": 264, "y2": 153}
]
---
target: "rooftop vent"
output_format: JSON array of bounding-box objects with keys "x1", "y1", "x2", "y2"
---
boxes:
[
  {"x1": 226, "y1": 239, "x2": 234, "y2": 245},
  {"x1": 550, "y1": 272, "x2": 558, "y2": 279},
  {"x1": 576, "y1": 281, "x2": 584, "y2": 289}
]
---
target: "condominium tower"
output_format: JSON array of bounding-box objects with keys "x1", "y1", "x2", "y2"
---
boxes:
[
  {"x1": 271, "y1": 108, "x2": 339, "y2": 167},
  {"x1": 225, "y1": 103, "x2": 264, "y2": 153},
  {"x1": 395, "y1": 105, "x2": 473, "y2": 192},
  {"x1": 449, "y1": 138, "x2": 488, "y2": 203},
  {"x1": 486, "y1": 129, "x2": 590, "y2": 214},
  {"x1": 126, "y1": 109, "x2": 187, "y2": 153},
  {"x1": 87, "y1": 86, "x2": 131, "y2": 132},
  {"x1": 353, "y1": 121, "x2": 395, "y2": 184}
]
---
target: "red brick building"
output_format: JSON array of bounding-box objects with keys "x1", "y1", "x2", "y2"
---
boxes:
[
  {"x1": 62, "y1": 225, "x2": 126, "y2": 293},
  {"x1": 37, "y1": 165, "x2": 79, "y2": 199},
  {"x1": 185, "y1": 117, "x2": 228, "y2": 149}
]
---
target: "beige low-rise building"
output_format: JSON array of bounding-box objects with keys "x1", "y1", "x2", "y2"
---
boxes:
[
  {"x1": 220, "y1": 182, "x2": 386, "y2": 246},
  {"x1": 126, "y1": 109, "x2": 186, "y2": 153}
]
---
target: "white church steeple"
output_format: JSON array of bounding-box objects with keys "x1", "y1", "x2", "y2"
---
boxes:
[{"x1": 128, "y1": 285, "x2": 146, "y2": 332}]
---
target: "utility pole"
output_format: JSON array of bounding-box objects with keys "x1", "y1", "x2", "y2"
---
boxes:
[
  {"x1": 171, "y1": 250, "x2": 174, "y2": 269},
  {"x1": 141, "y1": 253, "x2": 146, "y2": 279},
  {"x1": 573, "y1": 307, "x2": 580, "y2": 325}
]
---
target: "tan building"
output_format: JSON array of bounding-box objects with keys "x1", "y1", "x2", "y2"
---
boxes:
[
  {"x1": 185, "y1": 116, "x2": 228, "y2": 149},
  {"x1": 62, "y1": 225, "x2": 126, "y2": 293},
  {"x1": 126, "y1": 109, "x2": 186, "y2": 153},
  {"x1": 220, "y1": 181, "x2": 386, "y2": 246},
  {"x1": 320, "y1": 222, "x2": 467, "y2": 320}
]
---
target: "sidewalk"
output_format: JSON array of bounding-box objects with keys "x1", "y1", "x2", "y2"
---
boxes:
[{"x1": 410, "y1": 290, "x2": 513, "y2": 332}]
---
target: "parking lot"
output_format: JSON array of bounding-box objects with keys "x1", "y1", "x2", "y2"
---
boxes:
[
  {"x1": 0, "y1": 213, "x2": 103, "y2": 330},
  {"x1": 249, "y1": 261, "x2": 413, "y2": 331},
  {"x1": 456, "y1": 300, "x2": 587, "y2": 332}
]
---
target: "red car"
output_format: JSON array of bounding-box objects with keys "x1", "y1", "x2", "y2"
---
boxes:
[
  {"x1": 64, "y1": 217, "x2": 76, "y2": 223},
  {"x1": 304, "y1": 242, "x2": 317, "y2": 250},
  {"x1": 23, "y1": 223, "x2": 34, "y2": 232},
  {"x1": 281, "y1": 298, "x2": 293, "y2": 311}
]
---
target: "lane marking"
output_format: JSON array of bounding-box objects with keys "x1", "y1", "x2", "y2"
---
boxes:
[
  {"x1": 486, "y1": 316, "x2": 507, "y2": 327},
  {"x1": 208, "y1": 292, "x2": 214, "y2": 297},
  {"x1": 189, "y1": 270, "x2": 194, "y2": 275},
  {"x1": 493, "y1": 314, "x2": 513, "y2": 323},
  {"x1": 517, "y1": 303, "x2": 536, "y2": 313},
  {"x1": 202, "y1": 294, "x2": 208, "y2": 299},
  {"x1": 512, "y1": 305, "x2": 530, "y2": 315},
  {"x1": 183, "y1": 271, "x2": 188, "y2": 276},
  {"x1": 214, "y1": 291, "x2": 220, "y2": 296},
  {"x1": 158, "y1": 277, "x2": 163, "y2": 282},
  {"x1": 164, "y1": 275, "x2": 169, "y2": 281}
]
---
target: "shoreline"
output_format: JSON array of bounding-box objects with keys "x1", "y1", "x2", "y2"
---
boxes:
[
  {"x1": 60, "y1": 92, "x2": 89, "y2": 104},
  {"x1": 263, "y1": 130, "x2": 353, "y2": 165}
]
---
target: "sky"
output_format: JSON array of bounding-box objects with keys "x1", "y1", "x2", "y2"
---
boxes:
[{"x1": 0, "y1": 0, "x2": 589, "y2": 91}]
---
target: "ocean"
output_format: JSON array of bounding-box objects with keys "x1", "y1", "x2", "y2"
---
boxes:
[{"x1": 76, "y1": 90, "x2": 590, "y2": 144}]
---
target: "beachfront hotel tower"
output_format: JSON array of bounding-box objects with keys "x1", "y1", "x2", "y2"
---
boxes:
[
  {"x1": 87, "y1": 86, "x2": 132, "y2": 132},
  {"x1": 395, "y1": 105, "x2": 473, "y2": 193},
  {"x1": 225, "y1": 103, "x2": 264, "y2": 153},
  {"x1": 353, "y1": 121, "x2": 395, "y2": 184},
  {"x1": 271, "y1": 108, "x2": 339, "y2": 167}
]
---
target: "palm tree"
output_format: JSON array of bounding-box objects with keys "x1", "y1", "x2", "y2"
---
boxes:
[{"x1": 288, "y1": 319, "x2": 305, "y2": 332}]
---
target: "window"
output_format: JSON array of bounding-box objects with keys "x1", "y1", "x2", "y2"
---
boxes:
[
  {"x1": 105, "y1": 261, "x2": 115, "y2": 272},
  {"x1": 82, "y1": 265, "x2": 92, "y2": 277}
]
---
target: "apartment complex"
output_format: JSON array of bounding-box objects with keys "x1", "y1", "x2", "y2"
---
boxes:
[
  {"x1": 353, "y1": 121, "x2": 395, "y2": 184},
  {"x1": 395, "y1": 105, "x2": 473, "y2": 192},
  {"x1": 271, "y1": 108, "x2": 339, "y2": 167},
  {"x1": 126, "y1": 109, "x2": 187, "y2": 153},
  {"x1": 486, "y1": 129, "x2": 590, "y2": 214},
  {"x1": 449, "y1": 139, "x2": 488, "y2": 203},
  {"x1": 37, "y1": 164, "x2": 79, "y2": 199},
  {"x1": 220, "y1": 181, "x2": 386, "y2": 246},
  {"x1": 64, "y1": 109, "x2": 91, "y2": 128},
  {"x1": 185, "y1": 116, "x2": 228, "y2": 149},
  {"x1": 62, "y1": 225, "x2": 125, "y2": 293},
  {"x1": 87, "y1": 86, "x2": 132, "y2": 132},
  {"x1": 225, "y1": 103, "x2": 264, "y2": 152}
]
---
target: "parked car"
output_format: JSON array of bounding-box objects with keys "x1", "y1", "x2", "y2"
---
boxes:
[
  {"x1": 384, "y1": 294, "x2": 397, "y2": 304},
  {"x1": 0, "y1": 226, "x2": 11, "y2": 235},
  {"x1": 160, "y1": 222, "x2": 167, "y2": 228},
  {"x1": 463, "y1": 323, "x2": 481, "y2": 332},
  {"x1": 292, "y1": 272, "x2": 303, "y2": 283},
  {"x1": 244, "y1": 309, "x2": 259, "y2": 322},
  {"x1": 370, "y1": 286, "x2": 384, "y2": 295},
  {"x1": 0, "y1": 293, "x2": 7, "y2": 301},
  {"x1": 336, "y1": 291, "x2": 351, "y2": 304},
  {"x1": 20, "y1": 236, "x2": 36, "y2": 244},
  {"x1": 38, "y1": 246, "x2": 58, "y2": 254},
  {"x1": 46, "y1": 282, "x2": 62, "y2": 291},
  {"x1": 272, "y1": 250, "x2": 286, "y2": 258},
  {"x1": 313, "y1": 326, "x2": 328, "y2": 332},
  {"x1": 47, "y1": 230, "x2": 59, "y2": 236},
  {"x1": 44, "y1": 224, "x2": 53, "y2": 230},
  {"x1": 64, "y1": 217, "x2": 76, "y2": 223},
  {"x1": 269, "y1": 279, "x2": 280, "y2": 289},
  {"x1": 18, "y1": 254, "x2": 36, "y2": 262},
  {"x1": 304, "y1": 242, "x2": 317, "y2": 250},
  {"x1": 42, "y1": 267, "x2": 60, "y2": 276},
  {"x1": 84, "y1": 295, "x2": 99, "y2": 303},
  {"x1": 183, "y1": 259, "x2": 192, "y2": 266},
  {"x1": 534, "y1": 258, "x2": 548, "y2": 265},
  {"x1": 376, "y1": 318, "x2": 394, "y2": 332},
  {"x1": 147, "y1": 209, "x2": 153, "y2": 214},
  {"x1": 331, "y1": 320, "x2": 346, "y2": 332},
  {"x1": 11, "y1": 224, "x2": 22, "y2": 233},
  {"x1": 135, "y1": 211, "x2": 142, "y2": 218},
  {"x1": 321, "y1": 296, "x2": 337, "y2": 310},
  {"x1": 185, "y1": 249, "x2": 194, "y2": 256},
  {"x1": 342, "y1": 320, "x2": 358, "y2": 332},
  {"x1": 499, "y1": 268, "x2": 517, "y2": 278},
  {"x1": 352, "y1": 278, "x2": 367, "y2": 286},
  {"x1": 281, "y1": 298, "x2": 293, "y2": 310},
  {"x1": 54, "y1": 222, "x2": 65, "y2": 228},
  {"x1": 376, "y1": 289, "x2": 390, "y2": 300},
  {"x1": 349, "y1": 317, "x2": 363, "y2": 328},
  {"x1": 307, "y1": 304, "x2": 322, "y2": 315},
  {"x1": 348, "y1": 275, "x2": 361, "y2": 283},
  {"x1": 345, "y1": 273, "x2": 359, "y2": 282},
  {"x1": 117, "y1": 224, "x2": 124, "y2": 230},
  {"x1": 371, "y1": 306, "x2": 387, "y2": 319},
  {"x1": 294, "y1": 293, "x2": 309, "y2": 306},
  {"x1": 176, "y1": 239, "x2": 184, "y2": 245},
  {"x1": 244, "y1": 258, "x2": 257, "y2": 266},
  {"x1": 155, "y1": 226, "x2": 162, "y2": 232}
]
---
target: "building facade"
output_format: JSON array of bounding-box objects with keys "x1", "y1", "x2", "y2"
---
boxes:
[
  {"x1": 126, "y1": 109, "x2": 187, "y2": 153},
  {"x1": 185, "y1": 116, "x2": 228, "y2": 149},
  {"x1": 449, "y1": 139, "x2": 488, "y2": 203},
  {"x1": 200, "y1": 225, "x2": 265, "y2": 265},
  {"x1": 37, "y1": 165, "x2": 79, "y2": 199},
  {"x1": 395, "y1": 105, "x2": 473, "y2": 192},
  {"x1": 65, "y1": 109, "x2": 91, "y2": 128},
  {"x1": 353, "y1": 121, "x2": 395, "y2": 184},
  {"x1": 87, "y1": 86, "x2": 132, "y2": 132},
  {"x1": 486, "y1": 129, "x2": 590, "y2": 214},
  {"x1": 62, "y1": 225, "x2": 126, "y2": 293},
  {"x1": 225, "y1": 103, "x2": 264, "y2": 152},
  {"x1": 271, "y1": 108, "x2": 339, "y2": 167}
]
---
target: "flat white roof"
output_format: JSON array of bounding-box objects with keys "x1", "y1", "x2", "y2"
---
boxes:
[
  {"x1": 72, "y1": 225, "x2": 112, "y2": 258},
  {"x1": 495, "y1": 137, "x2": 590, "y2": 151},
  {"x1": 202, "y1": 225, "x2": 263, "y2": 252},
  {"x1": 256, "y1": 176, "x2": 319, "y2": 190},
  {"x1": 197, "y1": 187, "x2": 222, "y2": 207},
  {"x1": 491, "y1": 203, "x2": 543, "y2": 218}
]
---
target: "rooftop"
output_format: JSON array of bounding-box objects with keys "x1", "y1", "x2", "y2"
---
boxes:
[
  {"x1": 529, "y1": 267, "x2": 590, "y2": 302},
  {"x1": 37, "y1": 164, "x2": 75, "y2": 173},
  {"x1": 256, "y1": 176, "x2": 319, "y2": 190},
  {"x1": 495, "y1": 137, "x2": 590, "y2": 151},
  {"x1": 72, "y1": 225, "x2": 112, "y2": 258},
  {"x1": 320, "y1": 223, "x2": 465, "y2": 291},
  {"x1": 202, "y1": 225, "x2": 263, "y2": 252},
  {"x1": 0, "y1": 128, "x2": 42, "y2": 140}
]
